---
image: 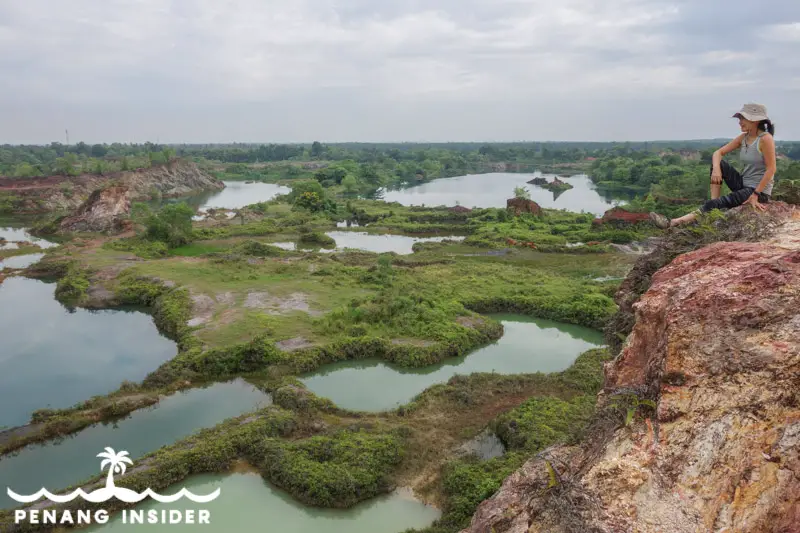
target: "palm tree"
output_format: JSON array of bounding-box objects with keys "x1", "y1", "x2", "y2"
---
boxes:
[{"x1": 97, "y1": 447, "x2": 133, "y2": 490}]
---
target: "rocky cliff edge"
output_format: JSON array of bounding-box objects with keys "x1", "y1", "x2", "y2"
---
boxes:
[
  {"x1": 0, "y1": 159, "x2": 224, "y2": 214},
  {"x1": 462, "y1": 204, "x2": 800, "y2": 533}
]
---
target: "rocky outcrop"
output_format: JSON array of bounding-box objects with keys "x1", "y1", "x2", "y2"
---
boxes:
[
  {"x1": 527, "y1": 177, "x2": 549, "y2": 186},
  {"x1": 0, "y1": 159, "x2": 223, "y2": 214},
  {"x1": 592, "y1": 207, "x2": 652, "y2": 226},
  {"x1": 58, "y1": 186, "x2": 132, "y2": 233},
  {"x1": 543, "y1": 177, "x2": 573, "y2": 192},
  {"x1": 528, "y1": 176, "x2": 574, "y2": 192},
  {"x1": 462, "y1": 207, "x2": 800, "y2": 533},
  {"x1": 507, "y1": 198, "x2": 542, "y2": 216}
]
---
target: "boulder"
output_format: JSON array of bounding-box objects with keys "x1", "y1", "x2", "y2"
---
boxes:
[
  {"x1": 593, "y1": 207, "x2": 652, "y2": 225},
  {"x1": 527, "y1": 177, "x2": 549, "y2": 186},
  {"x1": 506, "y1": 198, "x2": 542, "y2": 216}
]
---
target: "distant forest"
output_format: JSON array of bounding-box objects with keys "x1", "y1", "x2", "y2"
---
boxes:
[{"x1": 2, "y1": 139, "x2": 799, "y2": 179}]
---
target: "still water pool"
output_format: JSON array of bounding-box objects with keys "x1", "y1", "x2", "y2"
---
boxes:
[
  {"x1": 0, "y1": 380, "x2": 270, "y2": 510},
  {"x1": 0, "y1": 277, "x2": 177, "y2": 428},
  {"x1": 273, "y1": 232, "x2": 465, "y2": 255},
  {"x1": 381, "y1": 173, "x2": 626, "y2": 216},
  {"x1": 84, "y1": 473, "x2": 440, "y2": 533},
  {"x1": 301, "y1": 314, "x2": 604, "y2": 412}
]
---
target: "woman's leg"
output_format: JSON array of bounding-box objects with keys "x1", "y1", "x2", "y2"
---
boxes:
[
  {"x1": 711, "y1": 164, "x2": 721, "y2": 200},
  {"x1": 668, "y1": 209, "x2": 701, "y2": 227},
  {"x1": 652, "y1": 162, "x2": 748, "y2": 229},
  {"x1": 711, "y1": 160, "x2": 744, "y2": 199},
  {"x1": 700, "y1": 187, "x2": 754, "y2": 213},
  {"x1": 668, "y1": 185, "x2": 763, "y2": 227}
]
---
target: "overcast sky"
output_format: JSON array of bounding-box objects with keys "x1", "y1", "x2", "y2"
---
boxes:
[{"x1": 1, "y1": 0, "x2": 799, "y2": 144}]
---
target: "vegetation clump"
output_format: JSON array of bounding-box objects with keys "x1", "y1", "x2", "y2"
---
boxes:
[
  {"x1": 493, "y1": 395, "x2": 595, "y2": 452},
  {"x1": 54, "y1": 264, "x2": 91, "y2": 304},
  {"x1": 257, "y1": 429, "x2": 405, "y2": 508},
  {"x1": 133, "y1": 202, "x2": 195, "y2": 248},
  {"x1": 774, "y1": 179, "x2": 800, "y2": 205},
  {"x1": 287, "y1": 181, "x2": 338, "y2": 213},
  {"x1": 233, "y1": 239, "x2": 285, "y2": 257},
  {"x1": 104, "y1": 237, "x2": 170, "y2": 258},
  {"x1": 298, "y1": 231, "x2": 336, "y2": 248}
]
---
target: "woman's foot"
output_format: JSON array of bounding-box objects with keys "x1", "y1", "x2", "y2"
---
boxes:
[{"x1": 649, "y1": 212, "x2": 671, "y2": 229}]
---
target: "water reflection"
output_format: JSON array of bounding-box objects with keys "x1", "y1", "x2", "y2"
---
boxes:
[
  {"x1": 155, "y1": 181, "x2": 291, "y2": 211},
  {"x1": 380, "y1": 173, "x2": 628, "y2": 216},
  {"x1": 0, "y1": 277, "x2": 177, "y2": 427}
]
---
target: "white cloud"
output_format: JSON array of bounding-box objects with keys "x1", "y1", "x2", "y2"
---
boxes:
[
  {"x1": 1, "y1": 0, "x2": 799, "y2": 142},
  {"x1": 765, "y1": 22, "x2": 800, "y2": 42}
]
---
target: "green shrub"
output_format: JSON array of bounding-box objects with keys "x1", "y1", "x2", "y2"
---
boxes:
[
  {"x1": 54, "y1": 266, "x2": 90, "y2": 304},
  {"x1": 436, "y1": 454, "x2": 525, "y2": 529},
  {"x1": 774, "y1": 179, "x2": 800, "y2": 205},
  {"x1": 298, "y1": 232, "x2": 336, "y2": 248},
  {"x1": 152, "y1": 288, "x2": 193, "y2": 341},
  {"x1": 132, "y1": 202, "x2": 195, "y2": 248},
  {"x1": 287, "y1": 180, "x2": 337, "y2": 213},
  {"x1": 234, "y1": 240, "x2": 284, "y2": 257},
  {"x1": 104, "y1": 237, "x2": 169, "y2": 258},
  {"x1": 493, "y1": 395, "x2": 596, "y2": 452},
  {"x1": 257, "y1": 429, "x2": 404, "y2": 507},
  {"x1": 189, "y1": 334, "x2": 284, "y2": 376},
  {"x1": 114, "y1": 274, "x2": 169, "y2": 305}
]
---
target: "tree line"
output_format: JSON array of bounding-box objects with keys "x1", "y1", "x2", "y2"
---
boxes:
[{"x1": 2, "y1": 140, "x2": 799, "y2": 180}]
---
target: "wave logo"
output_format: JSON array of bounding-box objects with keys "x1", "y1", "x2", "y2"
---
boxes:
[{"x1": 7, "y1": 447, "x2": 221, "y2": 504}]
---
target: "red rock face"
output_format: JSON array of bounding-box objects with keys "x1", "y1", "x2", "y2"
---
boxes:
[
  {"x1": 593, "y1": 207, "x2": 652, "y2": 225},
  {"x1": 0, "y1": 159, "x2": 223, "y2": 214},
  {"x1": 462, "y1": 209, "x2": 800, "y2": 533},
  {"x1": 506, "y1": 198, "x2": 542, "y2": 216}
]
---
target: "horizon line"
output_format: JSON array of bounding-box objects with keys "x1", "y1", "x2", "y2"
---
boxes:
[{"x1": 4, "y1": 138, "x2": 799, "y2": 147}]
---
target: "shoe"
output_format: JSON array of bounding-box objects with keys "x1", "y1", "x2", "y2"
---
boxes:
[{"x1": 649, "y1": 212, "x2": 670, "y2": 229}]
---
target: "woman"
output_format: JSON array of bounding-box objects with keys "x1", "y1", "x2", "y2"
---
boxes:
[{"x1": 649, "y1": 103, "x2": 776, "y2": 229}]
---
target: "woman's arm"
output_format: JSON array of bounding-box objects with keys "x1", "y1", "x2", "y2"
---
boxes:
[
  {"x1": 754, "y1": 134, "x2": 777, "y2": 194},
  {"x1": 710, "y1": 134, "x2": 745, "y2": 184},
  {"x1": 712, "y1": 133, "x2": 745, "y2": 168}
]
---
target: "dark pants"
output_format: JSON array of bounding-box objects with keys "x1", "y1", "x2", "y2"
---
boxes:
[{"x1": 701, "y1": 161, "x2": 770, "y2": 212}]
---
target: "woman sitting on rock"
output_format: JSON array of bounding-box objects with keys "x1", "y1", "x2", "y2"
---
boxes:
[{"x1": 650, "y1": 103, "x2": 776, "y2": 229}]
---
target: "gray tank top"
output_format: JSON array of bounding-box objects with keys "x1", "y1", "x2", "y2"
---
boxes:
[{"x1": 739, "y1": 132, "x2": 773, "y2": 195}]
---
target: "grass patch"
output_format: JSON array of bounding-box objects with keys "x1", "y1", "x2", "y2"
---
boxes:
[
  {"x1": 168, "y1": 242, "x2": 229, "y2": 257},
  {"x1": 0, "y1": 245, "x2": 43, "y2": 259}
]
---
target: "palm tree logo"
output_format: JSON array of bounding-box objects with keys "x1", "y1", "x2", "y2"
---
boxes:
[
  {"x1": 98, "y1": 448, "x2": 133, "y2": 491},
  {"x1": 7, "y1": 447, "x2": 221, "y2": 505}
]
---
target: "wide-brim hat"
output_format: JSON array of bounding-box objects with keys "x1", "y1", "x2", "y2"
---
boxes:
[{"x1": 733, "y1": 103, "x2": 769, "y2": 122}]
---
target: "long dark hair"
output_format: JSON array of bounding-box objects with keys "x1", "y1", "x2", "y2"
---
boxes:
[{"x1": 758, "y1": 119, "x2": 775, "y2": 136}]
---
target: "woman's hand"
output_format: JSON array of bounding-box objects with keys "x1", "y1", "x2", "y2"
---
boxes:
[
  {"x1": 742, "y1": 193, "x2": 766, "y2": 211},
  {"x1": 711, "y1": 168, "x2": 722, "y2": 185}
]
